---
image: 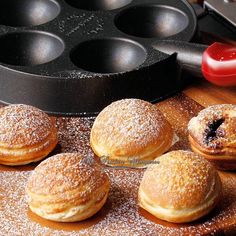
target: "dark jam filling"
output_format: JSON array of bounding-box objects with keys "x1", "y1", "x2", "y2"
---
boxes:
[{"x1": 205, "y1": 118, "x2": 225, "y2": 144}]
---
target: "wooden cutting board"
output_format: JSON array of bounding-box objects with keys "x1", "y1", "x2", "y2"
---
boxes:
[{"x1": 0, "y1": 79, "x2": 236, "y2": 236}]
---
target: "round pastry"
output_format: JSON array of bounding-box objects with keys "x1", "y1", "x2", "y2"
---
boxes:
[
  {"x1": 90, "y1": 99, "x2": 174, "y2": 167},
  {"x1": 138, "y1": 150, "x2": 222, "y2": 223},
  {"x1": 188, "y1": 104, "x2": 236, "y2": 170},
  {"x1": 0, "y1": 104, "x2": 58, "y2": 165},
  {"x1": 26, "y1": 153, "x2": 110, "y2": 222}
]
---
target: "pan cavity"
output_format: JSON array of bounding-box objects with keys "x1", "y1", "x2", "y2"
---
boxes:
[
  {"x1": 115, "y1": 5, "x2": 189, "y2": 38},
  {"x1": 0, "y1": 0, "x2": 60, "y2": 27},
  {"x1": 70, "y1": 38, "x2": 147, "y2": 73},
  {"x1": 64, "y1": 0, "x2": 132, "y2": 10},
  {"x1": 0, "y1": 32, "x2": 65, "y2": 66}
]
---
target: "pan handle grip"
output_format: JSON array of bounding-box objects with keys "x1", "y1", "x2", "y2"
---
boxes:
[
  {"x1": 153, "y1": 40, "x2": 207, "y2": 78},
  {"x1": 202, "y1": 42, "x2": 236, "y2": 86},
  {"x1": 153, "y1": 40, "x2": 236, "y2": 86}
]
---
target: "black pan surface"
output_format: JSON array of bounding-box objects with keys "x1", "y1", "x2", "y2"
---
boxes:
[{"x1": 0, "y1": 0, "x2": 197, "y2": 115}]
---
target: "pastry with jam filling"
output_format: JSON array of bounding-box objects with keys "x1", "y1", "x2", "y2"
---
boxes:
[{"x1": 188, "y1": 104, "x2": 236, "y2": 170}]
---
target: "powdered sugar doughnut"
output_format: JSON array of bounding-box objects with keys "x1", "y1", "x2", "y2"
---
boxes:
[
  {"x1": 188, "y1": 104, "x2": 236, "y2": 170},
  {"x1": 0, "y1": 104, "x2": 58, "y2": 165},
  {"x1": 90, "y1": 99, "x2": 174, "y2": 167},
  {"x1": 26, "y1": 153, "x2": 110, "y2": 222}
]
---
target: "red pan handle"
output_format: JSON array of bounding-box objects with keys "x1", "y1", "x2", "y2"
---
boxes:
[
  {"x1": 153, "y1": 40, "x2": 236, "y2": 86},
  {"x1": 202, "y1": 42, "x2": 236, "y2": 86}
]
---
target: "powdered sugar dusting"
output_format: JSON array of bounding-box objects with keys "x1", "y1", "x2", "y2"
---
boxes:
[
  {"x1": 1, "y1": 165, "x2": 236, "y2": 235},
  {"x1": 56, "y1": 117, "x2": 94, "y2": 156},
  {"x1": 0, "y1": 104, "x2": 54, "y2": 147},
  {"x1": 91, "y1": 99, "x2": 172, "y2": 152},
  {"x1": 27, "y1": 153, "x2": 108, "y2": 197},
  {"x1": 141, "y1": 151, "x2": 219, "y2": 208},
  {"x1": 157, "y1": 94, "x2": 203, "y2": 150},
  {"x1": 0, "y1": 98, "x2": 236, "y2": 235},
  {"x1": 188, "y1": 104, "x2": 236, "y2": 149}
]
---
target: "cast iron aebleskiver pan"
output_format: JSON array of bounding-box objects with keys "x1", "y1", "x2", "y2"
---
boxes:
[{"x1": 0, "y1": 0, "x2": 197, "y2": 116}]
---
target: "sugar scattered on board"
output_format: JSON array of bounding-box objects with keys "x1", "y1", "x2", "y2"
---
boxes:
[{"x1": 0, "y1": 99, "x2": 236, "y2": 235}]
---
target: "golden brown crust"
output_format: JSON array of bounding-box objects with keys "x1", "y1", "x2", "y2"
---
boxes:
[
  {"x1": 189, "y1": 135, "x2": 236, "y2": 170},
  {"x1": 138, "y1": 150, "x2": 222, "y2": 223},
  {"x1": 90, "y1": 99, "x2": 174, "y2": 167},
  {"x1": 26, "y1": 153, "x2": 110, "y2": 222},
  {"x1": 0, "y1": 104, "x2": 58, "y2": 165},
  {"x1": 188, "y1": 104, "x2": 236, "y2": 170}
]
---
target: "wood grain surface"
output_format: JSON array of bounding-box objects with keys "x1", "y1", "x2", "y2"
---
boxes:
[{"x1": 0, "y1": 79, "x2": 235, "y2": 236}]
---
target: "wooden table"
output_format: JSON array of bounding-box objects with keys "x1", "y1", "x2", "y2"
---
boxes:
[{"x1": 0, "y1": 78, "x2": 235, "y2": 236}]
